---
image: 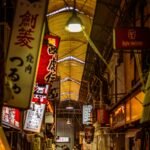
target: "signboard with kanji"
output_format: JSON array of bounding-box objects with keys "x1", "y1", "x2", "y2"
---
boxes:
[
  {"x1": 24, "y1": 84, "x2": 48, "y2": 132},
  {"x1": 24, "y1": 102, "x2": 45, "y2": 133},
  {"x1": 36, "y1": 35, "x2": 60, "y2": 84},
  {"x1": 82, "y1": 105, "x2": 93, "y2": 125},
  {"x1": 2, "y1": 106, "x2": 21, "y2": 129},
  {"x1": 5, "y1": 0, "x2": 48, "y2": 109},
  {"x1": 113, "y1": 27, "x2": 150, "y2": 50}
]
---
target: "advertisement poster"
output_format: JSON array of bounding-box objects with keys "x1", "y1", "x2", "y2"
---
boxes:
[
  {"x1": 5, "y1": 0, "x2": 48, "y2": 109},
  {"x1": 0, "y1": 126, "x2": 11, "y2": 150},
  {"x1": 24, "y1": 102, "x2": 45, "y2": 133},
  {"x1": 24, "y1": 84, "x2": 48, "y2": 132},
  {"x1": 2, "y1": 106, "x2": 21, "y2": 129}
]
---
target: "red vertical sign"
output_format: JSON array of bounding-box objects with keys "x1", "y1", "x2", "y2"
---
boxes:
[{"x1": 36, "y1": 35, "x2": 60, "y2": 84}]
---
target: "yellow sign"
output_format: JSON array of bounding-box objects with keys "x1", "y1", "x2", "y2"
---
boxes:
[{"x1": 0, "y1": 126, "x2": 11, "y2": 150}]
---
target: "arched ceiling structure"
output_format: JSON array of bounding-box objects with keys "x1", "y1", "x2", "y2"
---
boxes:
[
  {"x1": 46, "y1": 0, "x2": 123, "y2": 105},
  {"x1": 47, "y1": 0, "x2": 97, "y2": 102}
]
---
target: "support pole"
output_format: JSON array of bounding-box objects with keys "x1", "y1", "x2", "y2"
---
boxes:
[{"x1": 0, "y1": 38, "x2": 4, "y2": 125}]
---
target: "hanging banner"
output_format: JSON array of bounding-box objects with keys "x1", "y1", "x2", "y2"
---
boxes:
[
  {"x1": 36, "y1": 35, "x2": 60, "y2": 84},
  {"x1": 2, "y1": 106, "x2": 21, "y2": 129},
  {"x1": 82, "y1": 105, "x2": 93, "y2": 125},
  {"x1": 24, "y1": 84, "x2": 48, "y2": 132},
  {"x1": 5, "y1": 0, "x2": 48, "y2": 109},
  {"x1": 48, "y1": 77, "x2": 60, "y2": 101},
  {"x1": 113, "y1": 27, "x2": 150, "y2": 50},
  {"x1": 97, "y1": 107, "x2": 109, "y2": 126},
  {"x1": 24, "y1": 102, "x2": 45, "y2": 133}
]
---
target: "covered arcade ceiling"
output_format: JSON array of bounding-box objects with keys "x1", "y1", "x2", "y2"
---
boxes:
[
  {"x1": 47, "y1": 0, "x2": 96, "y2": 102},
  {"x1": 46, "y1": 0, "x2": 122, "y2": 103}
]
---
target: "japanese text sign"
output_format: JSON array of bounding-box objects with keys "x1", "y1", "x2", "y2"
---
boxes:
[
  {"x1": 32, "y1": 84, "x2": 49, "y2": 104},
  {"x1": 2, "y1": 106, "x2": 21, "y2": 129},
  {"x1": 5, "y1": 0, "x2": 48, "y2": 109},
  {"x1": 113, "y1": 27, "x2": 150, "y2": 50},
  {"x1": 24, "y1": 102, "x2": 45, "y2": 133},
  {"x1": 82, "y1": 105, "x2": 93, "y2": 125},
  {"x1": 48, "y1": 77, "x2": 60, "y2": 101},
  {"x1": 24, "y1": 84, "x2": 48, "y2": 132},
  {"x1": 36, "y1": 35, "x2": 60, "y2": 84}
]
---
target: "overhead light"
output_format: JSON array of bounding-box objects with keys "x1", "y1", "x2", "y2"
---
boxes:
[
  {"x1": 66, "y1": 101, "x2": 74, "y2": 110},
  {"x1": 66, "y1": 118, "x2": 71, "y2": 125},
  {"x1": 65, "y1": 12, "x2": 84, "y2": 32},
  {"x1": 66, "y1": 105, "x2": 74, "y2": 110}
]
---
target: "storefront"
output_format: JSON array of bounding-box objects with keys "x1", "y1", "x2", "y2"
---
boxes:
[{"x1": 110, "y1": 90, "x2": 145, "y2": 150}]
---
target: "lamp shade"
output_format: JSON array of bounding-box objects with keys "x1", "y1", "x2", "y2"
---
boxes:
[{"x1": 65, "y1": 12, "x2": 84, "y2": 32}]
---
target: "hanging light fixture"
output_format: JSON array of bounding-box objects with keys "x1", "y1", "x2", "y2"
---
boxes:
[
  {"x1": 66, "y1": 111, "x2": 72, "y2": 125},
  {"x1": 65, "y1": 0, "x2": 84, "y2": 32},
  {"x1": 66, "y1": 99, "x2": 74, "y2": 110},
  {"x1": 66, "y1": 103, "x2": 74, "y2": 110},
  {"x1": 65, "y1": 12, "x2": 84, "y2": 32},
  {"x1": 66, "y1": 118, "x2": 72, "y2": 125}
]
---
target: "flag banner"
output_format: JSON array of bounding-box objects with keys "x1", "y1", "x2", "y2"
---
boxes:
[
  {"x1": 5, "y1": 0, "x2": 48, "y2": 109},
  {"x1": 36, "y1": 35, "x2": 60, "y2": 84}
]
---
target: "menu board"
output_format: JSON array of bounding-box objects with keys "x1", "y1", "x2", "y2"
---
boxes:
[
  {"x1": 0, "y1": 126, "x2": 11, "y2": 150},
  {"x1": 24, "y1": 103, "x2": 45, "y2": 133}
]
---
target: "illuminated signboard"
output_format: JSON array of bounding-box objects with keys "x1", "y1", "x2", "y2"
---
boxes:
[
  {"x1": 24, "y1": 84, "x2": 48, "y2": 133},
  {"x1": 113, "y1": 27, "x2": 150, "y2": 50},
  {"x1": 82, "y1": 105, "x2": 93, "y2": 125},
  {"x1": 56, "y1": 137, "x2": 70, "y2": 143},
  {"x1": 24, "y1": 103, "x2": 45, "y2": 133},
  {"x1": 36, "y1": 35, "x2": 60, "y2": 84},
  {"x1": 33, "y1": 84, "x2": 49, "y2": 104},
  {"x1": 2, "y1": 106, "x2": 21, "y2": 129},
  {"x1": 5, "y1": 0, "x2": 48, "y2": 109}
]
